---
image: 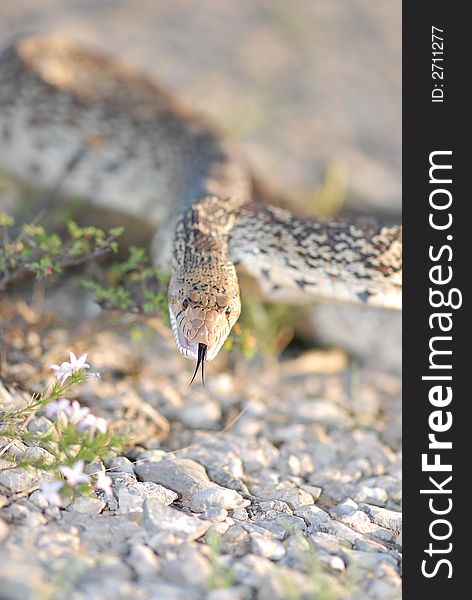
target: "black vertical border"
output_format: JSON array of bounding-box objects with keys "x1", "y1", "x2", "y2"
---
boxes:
[{"x1": 403, "y1": 2, "x2": 467, "y2": 597}]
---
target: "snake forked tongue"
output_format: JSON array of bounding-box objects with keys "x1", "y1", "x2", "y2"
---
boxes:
[{"x1": 189, "y1": 343, "x2": 207, "y2": 387}]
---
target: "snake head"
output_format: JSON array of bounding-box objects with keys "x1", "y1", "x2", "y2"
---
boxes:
[{"x1": 168, "y1": 283, "x2": 241, "y2": 363}]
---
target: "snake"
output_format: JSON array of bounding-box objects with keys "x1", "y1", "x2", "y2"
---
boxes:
[{"x1": 0, "y1": 36, "x2": 402, "y2": 382}]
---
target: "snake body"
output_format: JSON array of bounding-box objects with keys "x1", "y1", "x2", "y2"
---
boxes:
[{"x1": 0, "y1": 36, "x2": 402, "y2": 365}]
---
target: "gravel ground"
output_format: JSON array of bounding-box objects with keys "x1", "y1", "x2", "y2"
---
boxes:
[{"x1": 0, "y1": 278, "x2": 401, "y2": 600}]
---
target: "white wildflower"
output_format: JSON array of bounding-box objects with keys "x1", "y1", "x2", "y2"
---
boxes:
[
  {"x1": 44, "y1": 399, "x2": 90, "y2": 424},
  {"x1": 68, "y1": 352, "x2": 90, "y2": 371},
  {"x1": 59, "y1": 460, "x2": 90, "y2": 486},
  {"x1": 48, "y1": 361, "x2": 74, "y2": 384},
  {"x1": 78, "y1": 414, "x2": 108, "y2": 434},
  {"x1": 49, "y1": 352, "x2": 90, "y2": 384},
  {"x1": 38, "y1": 480, "x2": 64, "y2": 507},
  {"x1": 94, "y1": 470, "x2": 113, "y2": 498},
  {"x1": 45, "y1": 399, "x2": 72, "y2": 419},
  {"x1": 68, "y1": 400, "x2": 90, "y2": 424}
]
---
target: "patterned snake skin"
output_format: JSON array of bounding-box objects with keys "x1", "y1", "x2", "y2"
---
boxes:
[{"x1": 0, "y1": 36, "x2": 402, "y2": 370}]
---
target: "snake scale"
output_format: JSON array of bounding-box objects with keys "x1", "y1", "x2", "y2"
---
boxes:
[{"x1": 0, "y1": 36, "x2": 402, "y2": 376}]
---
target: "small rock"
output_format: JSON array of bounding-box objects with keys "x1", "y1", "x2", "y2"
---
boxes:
[
  {"x1": 330, "y1": 499, "x2": 378, "y2": 534},
  {"x1": 256, "y1": 515, "x2": 306, "y2": 538},
  {"x1": 256, "y1": 486, "x2": 314, "y2": 510},
  {"x1": 160, "y1": 546, "x2": 212, "y2": 589},
  {"x1": 116, "y1": 479, "x2": 178, "y2": 513},
  {"x1": 328, "y1": 555, "x2": 346, "y2": 571},
  {"x1": 219, "y1": 525, "x2": 251, "y2": 556},
  {"x1": 294, "y1": 505, "x2": 330, "y2": 530},
  {"x1": 201, "y1": 507, "x2": 228, "y2": 522},
  {"x1": 105, "y1": 456, "x2": 136, "y2": 477},
  {"x1": 25, "y1": 511, "x2": 47, "y2": 527},
  {"x1": 354, "y1": 537, "x2": 390, "y2": 553},
  {"x1": 233, "y1": 554, "x2": 276, "y2": 588},
  {"x1": 294, "y1": 399, "x2": 345, "y2": 425},
  {"x1": 355, "y1": 485, "x2": 389, "y2": 506},
  {"x1": 308, "y1": 532, "x2": 352, "y2": 555},
  {"x1": 84, "y1": 461, "x2": 105, "y2": 475},
  {"x1": 250, "y1": 531, "x2": 286, "y2": 560},
  {"x1": 14, "y1": 446, "x2": 55, "y2": 465},
  {"x1": 29, "y1": 489, "x2": 50, "y2": 510},
  {"x1": 348, "y1": 550, "x2": 399, "y2": 573},
  {"x1": 143, "y1": 498, "x2": 210, "y2": 541},
  {"x1": 27, "y1": 417, "x2": 53, "y2": 434},
  {"x1": 136, "y1": 456, "x2": 210, "y2": 500},
  {"x1": 0, "y1": 459, "x2": 46, "y2": 493},
  {"x1": 322, "y1": 520, "x2": 360, "y2": 545},
  {"x1": 58, "y1": 512, "x2": 140, "y2": 551},
  {"x1": 329, "y1": 498, "x2": 358, "y2": 519},
  {"x1": 35, "y1": 528, "x2": 82, "y2": 568},
  {"x1": 136, "y1": 455, "x2": 248, "y2": 512},
  {"x1": 4, "y1": 502, "x2": 31, "y2": 521},
  {"x1": 359, "y1": 503, "x2": 402, "y2": 532},
  {"x1": 206, "y1": 373, "x2": 235, "y2": 397},
  {"x1": 67, "y1": 495, "x2": 106, "y2": 514},
  {"x1": 178, "y1": 400, "x2": 222, "y2": 429},
  {"x1": 300, "y1": 484, "x2": 322, "y2": 501},
  {"x1": 232, "y1": 508, "x2": 249, "y2": 521},
  {"x1": 189, "y1": 488, "x2": 250, "y2": 512},
  {"x1": 128, "y1": 543, "x2": 160, "y2": 577}
]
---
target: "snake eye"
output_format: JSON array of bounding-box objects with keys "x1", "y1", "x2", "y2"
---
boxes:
[
  {"x1": 182, "y1": 298, "x2": 189, "y2": 309},
  {"x1": 225, "y1": 306, "x2": 231, "y2": 317}
]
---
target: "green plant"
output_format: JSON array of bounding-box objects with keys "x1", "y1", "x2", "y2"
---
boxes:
[
  {"x1": 0, "y1": 212, "x2": 123, "y2": 291},
  {"x1": 0, "y1": 352, "x2": 127, "y2": 506},
  {"x1": 82, "y1": 246, "x2": 169, "y2": 318},
  {"x1": 225, "y1": 295, "x2": 306, "y2": 359},
  {"x1": 206, "y1": 531, "x2": 236, "y2": 589}
]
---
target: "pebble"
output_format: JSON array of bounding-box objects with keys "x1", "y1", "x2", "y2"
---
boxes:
[
  {"x1": 327, "y1": 555, "x2": 346, "y2": 572},
  {"x1": 177, "y1": 400, "x2": 222, "y2": 429},
  {"x1": 329, "y1": 498, "x2": 378, "y2": 534},
  {"x1": 0, "y1": 459, "x2": 46, "y2": 493},
  {"x1": 200, "y1": 506, "x2": 228, "y2": 522},
  {"x1": 188, "y1": 488, "x2": 250, "y2": 512},
  {"x1": 359, "y1": 504, "x2": 402, "y2": 533},
  {"x1": 220, "y1": 525, "x2": 252, "y2": 556},
  {"x1": 300, "y1": 484, "x2": 322, "y2": 501},
  {"x1": 26, "y1": 417, "x2": 53, "y2": 434},
  {"x1": 255, "y1": 486, "x2": 314, "y2": 509},
  {"x1": 115, "y1": 478, "x2": 178, "y2": 513},
  {"x1": 295, "y1": 505, "x2": 331, "y2": 530},
  {"x1": 105, "y1": 456, "x2": 136, "y2": 476},
  {"x1": 128, "y1": 543, "x2": 160, "y2": 577},
  {"x1": 160, "y1": 546, "x2": 212, "y2": 589},
  {"x1": 67, "y1": 496, "x2": 106, "y2": 514},
  {"x1": 232, "y1": 508, "x2": 249, "y2": 521},
  {"x1": 136, "y1": 456, "x2": 211, "y2": 500},
  {"x1": 250, "y1": 531, "x2": 286, "y2": 560},
  {"x1": 143, "y1": 498, "x2": 211, "y2": 541}
]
